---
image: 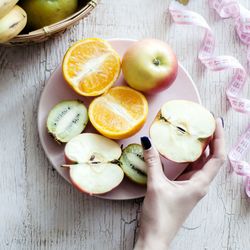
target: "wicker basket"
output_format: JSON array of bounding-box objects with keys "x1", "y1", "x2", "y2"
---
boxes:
[{"x1": 2, "y1": 0, "x2": 98, "y2": 46}]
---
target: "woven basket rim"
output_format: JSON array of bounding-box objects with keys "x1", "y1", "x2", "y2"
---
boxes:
[{"x1": 15, "y1": 0, "x2": 98, "y2": 39}]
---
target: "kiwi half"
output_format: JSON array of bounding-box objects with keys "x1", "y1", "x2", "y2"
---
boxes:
[
  {"x1": 47, "y1": 100, "x2": 88, "y2": 143},
  {"x1": 119, "y1": 144, "x2": 147, "y2": 185}
]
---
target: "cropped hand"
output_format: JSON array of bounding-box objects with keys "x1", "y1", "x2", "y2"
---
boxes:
[{"x1": 134, "y1": 118, "x2": 225, "y2": 250}]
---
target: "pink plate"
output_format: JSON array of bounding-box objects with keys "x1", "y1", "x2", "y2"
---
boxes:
[{"x1": 38, "y1": 38, "x2": 201, "y2": 200}]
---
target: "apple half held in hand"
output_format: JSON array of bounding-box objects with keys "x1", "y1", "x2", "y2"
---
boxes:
[
  {"x1": 64, "y1": 133, "x2": 124, "y2": 195},
  {"x1": 150, "y1": 100, "x2": 216, "y2": 163},
  {"x1": 122, "y1": 39, "x2": 178, "y2": 94}
]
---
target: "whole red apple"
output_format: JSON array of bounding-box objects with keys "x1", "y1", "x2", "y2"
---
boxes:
[{"x1": 122, "y1": 39, "x2": 178, "y2": 94}]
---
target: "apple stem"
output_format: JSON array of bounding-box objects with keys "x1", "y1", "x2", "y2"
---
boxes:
[
  {"x1": 110, "y1": 159, "x2": 121, "y2": 165},
  {"x1": 61, "y1": 160, "x2": 121, "y2": 169},
  {"x1": 153, "y1": 58, "x2": 160, "y2": 66}
]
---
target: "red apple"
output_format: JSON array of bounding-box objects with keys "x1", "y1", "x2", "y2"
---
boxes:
[
  {"x1": 122, "y1": 39, "x2": 178, "y2": 94},
  {"x1": 149, "y1": 100, "x2": 216, "y2": 179},
  {"x1": 64, "y1": 133, "x2": 124, "y2": 195}
]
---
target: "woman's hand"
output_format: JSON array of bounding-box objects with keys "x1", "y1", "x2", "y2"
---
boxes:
[{"x1": 134, "y1": 118, "x2": 225, "y2": 250}]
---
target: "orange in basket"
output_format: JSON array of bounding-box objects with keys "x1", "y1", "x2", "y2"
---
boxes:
[
  {"x1": 89, "y1": 86, "x2": 148, "y2": 139},
  {"x1": 63, "y1": 38, "x2": 121, "y2": 96}
]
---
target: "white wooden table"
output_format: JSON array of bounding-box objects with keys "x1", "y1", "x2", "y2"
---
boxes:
[{"x1": 1, "y1": 1, "x2": 250, "y2": 249}]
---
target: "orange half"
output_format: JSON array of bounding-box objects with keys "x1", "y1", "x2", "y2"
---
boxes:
[
  {"x1": 89, "y1": 86, "x2": 148, "y2": 139},
  {"x1": 63, "y1": 38, "x2": 121, "y2": 96}
]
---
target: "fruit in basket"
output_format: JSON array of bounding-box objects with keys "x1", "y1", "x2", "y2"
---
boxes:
[
  {"x1": 63, "y1": 38, "x2": 121, "y2": 96},
  {"x1": 20, "y1": 0, "x2": 78, "y2": 30},
  {"x1": 47, "y1": 100, "x2": 88, "y2": 143},
  {"x1": 0, "y1": 0, "x2": 18, "y2": 18},
  {"x1": 88, "y1": 86, "x2": 148, "y2": 139},
  {"x1": 178, "y1": 0, "x2": 189, "y2": 5},
  {"x1": 64, "y1": 133, "x2": 124, "y2": 195},
  {"x1": 0, "y1": 5, "x2": 27, "y2": 43},
  {"x1": 150, "y1": 100, "x2": 216, "y2": 163},
  {"x1": 122, "y1": 39, "x2": 178, "y2": 94},
  {"x1": 120, "y1": 144, "x2": 147, "y2": 185}
]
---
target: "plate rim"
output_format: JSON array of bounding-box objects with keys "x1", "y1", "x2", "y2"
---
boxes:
[{"x1": 37, "y1": 38, "x2": 201, "y2": 200}]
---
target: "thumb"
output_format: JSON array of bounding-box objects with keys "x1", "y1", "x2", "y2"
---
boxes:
[{"x1": 141, "y1": 137, "x2": 165, "y2": 184}]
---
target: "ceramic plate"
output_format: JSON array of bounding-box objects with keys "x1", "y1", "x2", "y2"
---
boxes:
[{"x1": 38, "y1": 38, "x2": 201, "y2": 200}]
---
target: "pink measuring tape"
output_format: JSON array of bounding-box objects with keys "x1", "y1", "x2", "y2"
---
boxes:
[{"x1": 169, "y1": 0, "x2": 250, "y2": 196}]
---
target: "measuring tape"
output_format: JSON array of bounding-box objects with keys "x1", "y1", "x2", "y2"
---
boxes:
[{"x1": 169, "y1": 0, "x2": 250, "y2": 197}]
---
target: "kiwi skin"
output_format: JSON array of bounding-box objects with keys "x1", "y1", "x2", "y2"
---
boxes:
[
  {"x1": 48, "y1": 131, "x2": 63, "y2": 145},
  {"x1": 119, "y1": 144, "x2": 147, "y2": 185}
]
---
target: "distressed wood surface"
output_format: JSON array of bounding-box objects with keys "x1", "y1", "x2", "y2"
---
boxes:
[{"x1": 1, "y1": 0, "x2": 250, "y2": 249}]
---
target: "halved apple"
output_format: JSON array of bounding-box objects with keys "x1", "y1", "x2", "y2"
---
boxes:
[
  {"x1": 150, "y1": 100, "x2": 215, "y2": 177},
  {"x1": 64, "y1": 133, "x2": 124, "y2": 195}
]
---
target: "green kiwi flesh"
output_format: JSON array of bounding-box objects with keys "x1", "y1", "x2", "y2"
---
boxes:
[
  {"x1": 120, "y1": 144, "x2": 147, "y2": 185},
  {"x1": 47, "y1": 100, "x2": 88, "y2": 143}
]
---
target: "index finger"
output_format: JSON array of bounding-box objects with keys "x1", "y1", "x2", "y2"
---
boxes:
[
  {"x1": 140, "y1": 137, "x2": 166, "y2": 186},
  {"x1": 143, "y1": 145, "x2": 166, "y2": 184}
]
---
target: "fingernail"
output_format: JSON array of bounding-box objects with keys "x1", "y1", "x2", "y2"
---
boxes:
[
  {"x1": 220, "y1": 117, "x2": 224, "y2": 128},
  {"x1": 140, "y1": 136, "x2": 152, "y2": 150}
]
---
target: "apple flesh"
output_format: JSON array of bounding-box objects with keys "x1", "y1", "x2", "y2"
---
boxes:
[
  {"x1": 64, "y1": 133, "x2": 124, "y2": 195},
  {"x1": 121, "y1": 39, "x2": 178, "y2": 94},
  {"x1": 68, "y1": 163, "x2": 124, "y2": 195},
  {"x1": 150, "y1": 100, "x2": 215, "y2": 178}
]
